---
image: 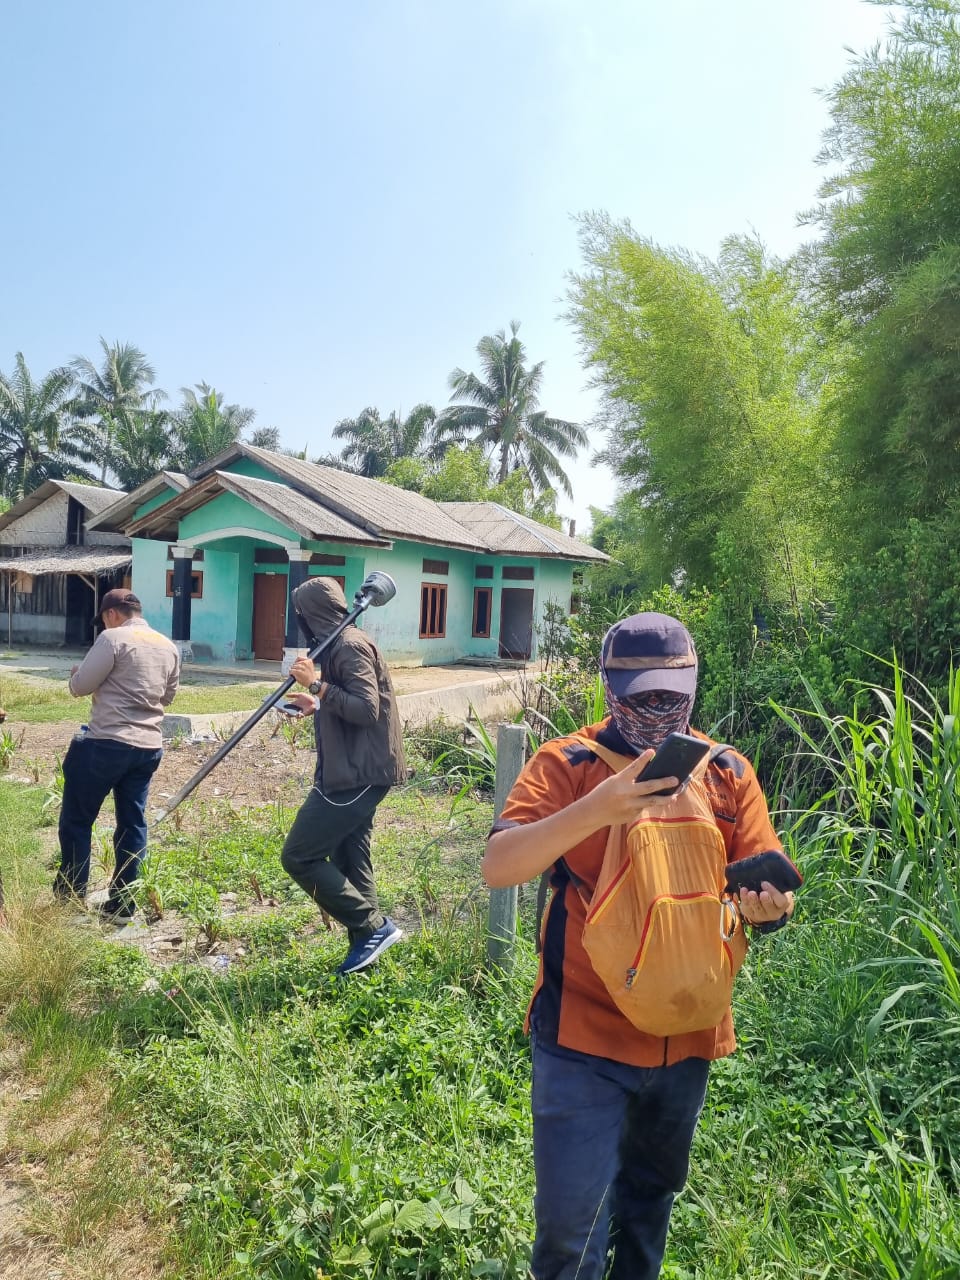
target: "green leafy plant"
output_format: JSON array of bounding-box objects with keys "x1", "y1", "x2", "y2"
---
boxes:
[
  {"x1": 39, "y1": 756, "x2": 64, "y2": 826},
  {"x1": 0, "y1": 726, "x2": 22, "y2": 771},
  {"x1": 276, "y1": 711, "x2": 315, "y2": 753}
]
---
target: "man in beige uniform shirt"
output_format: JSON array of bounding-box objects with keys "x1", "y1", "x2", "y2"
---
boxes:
[{"x1": 54, "y1": 589, "x2": 180, "y2": 920}]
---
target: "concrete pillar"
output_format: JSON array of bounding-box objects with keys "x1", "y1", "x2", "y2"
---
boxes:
[
  {"x1": 170, "y1": 545, "x2": 195, "y2": 661},
  {"x1": 282, "y1": 549, "x2": 312, "y2": 675},
  {"x1": 486, "y1": 722, "x2": 527, "y2": 971}
]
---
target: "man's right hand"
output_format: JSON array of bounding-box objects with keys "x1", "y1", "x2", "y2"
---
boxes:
[
  {"x1": 290, "y1": 656, "x2": 318, "y2": 689},
  {"x1": 483, "y1": 750, "x2": 680, "y2": 889},
  {"x1": 583, "y1": 750, "x2": 680, "y2": 826}
]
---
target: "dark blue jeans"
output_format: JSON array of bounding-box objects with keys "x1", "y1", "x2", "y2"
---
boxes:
[
  {"x1": 530, "y1": 1030, "x2": 710, "y2": 1280},
  {"x1": 55, "y1": 735, "x2": 163, "y2": 908}
]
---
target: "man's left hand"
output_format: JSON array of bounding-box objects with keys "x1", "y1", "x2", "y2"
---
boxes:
[
  {"x1": 737, "y1": 882, "x2": 795, "y2": 926},
  {"x1": 284, "y1": 691, "x2": 318, "y2": 716}
]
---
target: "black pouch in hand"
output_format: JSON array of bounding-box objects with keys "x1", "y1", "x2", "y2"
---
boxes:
[{"x1": 724, "y1": 850, "x2": 802, "y2": 934}]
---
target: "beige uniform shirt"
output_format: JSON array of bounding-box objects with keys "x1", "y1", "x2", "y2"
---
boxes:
[{"x1": 69, "y1": 618, "x2": 181, "y2": 749}]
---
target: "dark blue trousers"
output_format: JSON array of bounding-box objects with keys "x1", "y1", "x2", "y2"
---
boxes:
[
  {"x1": 55, "y1": 735, "x2": 163, "y2": 909},
  {"x1": 530, "y1": 1031, "x2": 709, "y2": 1280}
]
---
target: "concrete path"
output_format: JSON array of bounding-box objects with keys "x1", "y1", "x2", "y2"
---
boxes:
[{"x1": 0, "y1": 644, "x2": 537, "y2": 731}]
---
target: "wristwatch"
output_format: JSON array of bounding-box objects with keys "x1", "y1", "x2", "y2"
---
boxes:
[{"x1": 308, "y1": 678, "x2": 324, "y2": 697}]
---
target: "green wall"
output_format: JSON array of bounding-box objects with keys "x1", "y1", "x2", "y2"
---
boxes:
[
  {"x1": 359, "y1": 542, "x2": 577, "y2": 664},
  {"x1": 131, "y1": 539, "x2": 173, "y2": 632},
  {"x1": 179, "y1": 492, "x2": 298, "y2": 547},
  {"x1": 132, "y1": 485, "x2": 182, "y2": 520},
  {"x1": 129, "y1": 475, "x2": 581, "y2": 666}
]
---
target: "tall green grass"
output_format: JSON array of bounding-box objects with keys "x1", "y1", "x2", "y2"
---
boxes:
[{"x1": 4, "y1": 665, "x2": 960, "y2": 1277}]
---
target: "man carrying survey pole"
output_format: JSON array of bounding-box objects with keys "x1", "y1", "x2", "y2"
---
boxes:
[{"x1": 281, "y1": 576, "x2": 407, "y2": 976}]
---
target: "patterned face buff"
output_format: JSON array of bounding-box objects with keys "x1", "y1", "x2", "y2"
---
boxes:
[{"x1": 601, "y1": 683, "x2": 695, "y2": 753}]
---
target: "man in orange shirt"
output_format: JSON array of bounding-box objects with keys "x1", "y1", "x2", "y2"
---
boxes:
[{"x1": 482, "y1": 612, "x2": 795, "y2": 1280}]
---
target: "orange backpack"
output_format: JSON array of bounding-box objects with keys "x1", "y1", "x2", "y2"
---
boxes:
[{"x1": 571, "y1": 736, "x2": 748, "y2": 1037}]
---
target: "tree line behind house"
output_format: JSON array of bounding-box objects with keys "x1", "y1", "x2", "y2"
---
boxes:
[
  {"x1": 4, "y1": 0, "x2": 959, "y2": 737},
  {"x1": 566, "y1": 1, "x2": 960, "y2": 734},
  {"x1": 0, "y1": 323, "x2": 584, "y2": 532}
]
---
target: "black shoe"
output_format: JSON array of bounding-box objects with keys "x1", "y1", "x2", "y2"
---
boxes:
[{"x1": 97, "y1": 900, "x2": 136, "y2": 924}]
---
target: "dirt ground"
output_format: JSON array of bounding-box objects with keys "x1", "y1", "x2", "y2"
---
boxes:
[
  {"x1": 10, "y1": 713, "x2": 323, "y2": 810},
  {"x1": 2, "y1": 658, "x2": 514, "y2": 807},
  {"x1": 0, "y1": 662, "x2": 514, "y2": 1274}
]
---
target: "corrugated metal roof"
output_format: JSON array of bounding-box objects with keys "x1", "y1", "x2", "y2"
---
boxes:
[
  {"x1": 216, "y1": 473, "x2": 387, "y2": 544},
  {"x1": 124, "y1": 471, "x2": 390, "y2": 545},
  {"x1": 201, "y1": 445, "x2": 486, "y2": 550},
  {"x1": 0, "y1": 547, "x2": 133, "y2": 575},
  {"x1": 440, "y1": 502, "x2": 609, "y2": 561},
  {"x1": 84, "y1": 471, "x2": 189, "y2": 532},
  {"x1": 0, "y1": 480, "x2": 126, "y2": 532},
  {"x1": 110, "y1": 444, "x2": 606, "y2": 562}
]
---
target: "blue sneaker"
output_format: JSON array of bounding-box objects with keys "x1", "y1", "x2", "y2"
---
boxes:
[{"x1": 336, "y1": 918, "x2": 403, "y2": 975}]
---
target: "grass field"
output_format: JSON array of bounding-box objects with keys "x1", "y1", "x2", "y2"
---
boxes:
[
  {"x1": 0, "y1": 672, "x2": 276, "y2": 723},
  {"x1": 1, "y1": 673, "x2": 959, "y2": 1278}
]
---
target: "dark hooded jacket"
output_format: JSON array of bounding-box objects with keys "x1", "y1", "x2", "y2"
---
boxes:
[{"x1": 292, "y1": 576, "x2": 406, "y2": 792}]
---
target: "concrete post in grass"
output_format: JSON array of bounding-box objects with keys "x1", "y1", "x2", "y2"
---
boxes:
[{"x1": 487, "y1": 721, "x2": 527, "y2": 970}]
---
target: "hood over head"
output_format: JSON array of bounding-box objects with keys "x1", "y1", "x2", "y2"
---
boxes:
[{"x1": 292, "y1": 576, "x2": 350, "y2": 645}]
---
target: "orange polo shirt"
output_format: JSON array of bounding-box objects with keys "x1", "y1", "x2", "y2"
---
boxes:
[{"x1": 492, "y1": 718, "x2": 783, "y2": 1068}]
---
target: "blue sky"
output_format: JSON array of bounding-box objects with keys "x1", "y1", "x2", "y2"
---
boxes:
[{"x1": 1, "y1": 0, "x2": 891, "y2": 529}]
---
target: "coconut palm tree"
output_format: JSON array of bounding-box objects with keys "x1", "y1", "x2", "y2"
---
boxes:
[
  {"x1": 103, "y1": 411, "x2": 174, "y2": 490},
  {"x1": 331, "y1": 403, "x2": 438, "y2": 477},
  {"x1": 0, "y1": 353, "x2": 93, "y2": 500},
  {"x1": 71, "y1": 339, "x2": 167, "y2": 483},
  {"x1": 173, "y1": 383, "x2": 257, "y2": 470},
  {"x1": 435, "y1": 322, "x2": 587, "y2": 498},
  {"x1": 247, "y1": 425, "x2": 281, "y2": 451}
]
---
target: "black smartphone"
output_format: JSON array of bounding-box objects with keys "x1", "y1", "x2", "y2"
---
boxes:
[
  {"x1": 635, "y1": 731, "x2": 711, "y2": 795},
  {"x1": 724, "y1": 850, "x2": 803, "y2": 896},
  {"x1": 278, "y1": 700, "x2": 305, "y2": 716}
]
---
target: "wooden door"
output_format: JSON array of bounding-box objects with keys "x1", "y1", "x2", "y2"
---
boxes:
[{"x1": 252, "y1": 573, "x2": 287, "y2": 660}]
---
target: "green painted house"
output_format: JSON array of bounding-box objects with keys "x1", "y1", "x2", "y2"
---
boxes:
[{"x1": 86, "y1": 444, "x2": 607, "y2": 668}]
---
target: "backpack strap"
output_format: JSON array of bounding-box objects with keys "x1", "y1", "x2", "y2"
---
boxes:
[
  {"x1": 535, "y1": 736, "x2": 625, "y2": 951},
  {"x1": 697, "y1": 742, "x2": 734, "y2": 779},
  {"x1": 570, "y1": 734, "x2": 634, "y2": 774},
  {"x1": 535, "y1": 737, "x2": 735, "y2": 949},
  {"x1": 535, "y1": 862, "x2": 570, "y2": 954},
  {"x1": 577, "y1": 733, "x2": 735, "y2": 780}
]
